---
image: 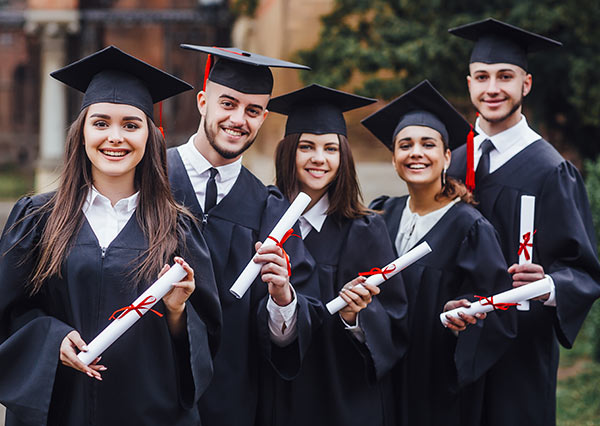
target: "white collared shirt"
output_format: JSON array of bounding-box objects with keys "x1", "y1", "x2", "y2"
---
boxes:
[
  {"x1": 299, "y1": 193, "x2": 329, "y2": 239},
  {"x1": 473, "y1": 115, "x2": 541, "y2": 173},
  {"x1": 82, "y1": 187, "x2": 138, "y2": 248},
  {"x1": 396, "y1": 197, "x2": 459, "y2": 256},
  {"x1": 177, "y1": 134, "x2": 242, "y2": 211}
]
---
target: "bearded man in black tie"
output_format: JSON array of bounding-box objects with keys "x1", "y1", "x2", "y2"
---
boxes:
[{"x1": 447, "y1": 19, "x2": 600, "y2": 425}]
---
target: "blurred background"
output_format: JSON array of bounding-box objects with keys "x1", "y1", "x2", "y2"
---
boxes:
[{"x1": 1, "y1": 0, "x2": 599, "y2": 424}]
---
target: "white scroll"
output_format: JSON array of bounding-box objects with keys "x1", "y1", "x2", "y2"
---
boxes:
[
  {"x1": 326, "y1": 242, "x2": 432, "y2": 315},
  {"x1": 517, "y1": 195, "x2": 535, "y2": 311},
  {"x1": 229, "y1": 192, "x2": 312, "y2": 299}
]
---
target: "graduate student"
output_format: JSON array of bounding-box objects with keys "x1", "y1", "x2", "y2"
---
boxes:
[
  {"x1": 447, "y1": 18, "x2": 600, "y2": 425},
  {"x1": 364, "y1": 80, "x2": 516, "y2": 426},
  {"x1": 259, "y1": 84, "x2": 408, "y2": 426},
  {"x1": 0, "y1": 46, "x2": 221, "y2": 426},
  {"x1": 167, "y1": 46, "x2": 323, "y2": 426}
]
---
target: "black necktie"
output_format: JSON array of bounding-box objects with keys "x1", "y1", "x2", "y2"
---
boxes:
[
  {"x1": 475, "y1": 139, "x2": 495, "y2": 182},
  {"x1": 204, "y1": 167, "x2": 218, "y2": 212}
]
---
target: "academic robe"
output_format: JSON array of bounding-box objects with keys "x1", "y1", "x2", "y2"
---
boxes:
[
  {"x1": 370, "y1": 196, "x2": 516, "y2": 426},
  {"x1": 0, "y1": 193, "x2": 221, "y2": 426},
  {"x1": 448, "y1": 138, "x2": 600, "y2": 425},
  {"x1": 257, "y1": 212, "x2": 408, "y2": 426},
  {"x1": 167, "y1": 148, "x2": 323, "y2": 426}
]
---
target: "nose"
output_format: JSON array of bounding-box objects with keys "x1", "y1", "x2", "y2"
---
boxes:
[
  {"x1": 486, "y1": 76, "x2": 500, "y2": 95},
  {"x1": 107, "y1": 127, "x2": 123, "y2": 143},
  {"x1": 409, "y1": 144, "x2": 424, "y2": 157},
  {"x1": 310, "y1": 147, "x2": 325, "y2": 164},
  {"x1": 229, "y1": 107, "x2": 246, "y2": 126}
]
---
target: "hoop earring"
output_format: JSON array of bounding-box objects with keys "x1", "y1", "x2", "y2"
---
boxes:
[{"x1": 442, "y1": 166, "x2": 447, "y2": 187}]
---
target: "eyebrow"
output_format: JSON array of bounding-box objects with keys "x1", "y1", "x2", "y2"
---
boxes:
[
  {"x1": 219, "y1": 94, "x2": 265, "y2": 112},
  {"x1": 89, "y1": 113, "x2": 143, "y2": 122}
]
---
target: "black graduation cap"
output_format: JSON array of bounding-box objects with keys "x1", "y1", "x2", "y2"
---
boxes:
[
  {"x1": 267, "y1": 84, "x2": 377, "y2": 137},
  {"x1": 361, "y1": 80, "x2": 472, "y2": 151},
  {"x1": 180, "y1": 45, "x2": 310, "y2": 95},
  {"x1": 50, "y1": 45, "x2": 193, "y2": 122},
  {"x1": 448, "y1": 18, "x2": 562, "y2": 71}
]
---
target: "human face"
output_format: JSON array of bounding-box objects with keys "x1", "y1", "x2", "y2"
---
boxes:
[
  {"x1": 467, "y1": 62, "x2": 532, "y2": 135},
  {"x1": 196, "y1": 81, "x2": 270, "y2": 165},
  {"x1": 392, "y1": 125, "x2": 450, "y2": 191},
  {"x1": 295, "y1": 133, "x2": 340, "y2": 201},
  {"x1": 84, "y1": 103, "x2": 148, "y2": 187}
]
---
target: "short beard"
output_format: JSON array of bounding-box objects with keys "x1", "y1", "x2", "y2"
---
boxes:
[
  {"x1": 203, "y1": 116, "x2": 256, "y2": 160},
  {"x1": 476, "y1": 92, "x2": 523, "y2": 124}
]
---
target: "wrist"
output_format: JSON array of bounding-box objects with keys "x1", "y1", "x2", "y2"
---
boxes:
[{"x1": 272, "y1": 285, "x2": 293, "y2": 306}]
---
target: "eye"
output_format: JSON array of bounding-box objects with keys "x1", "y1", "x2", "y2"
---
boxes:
[
  {"x1": 92, "y1": 120, "x2": 108, "y2": 128},
  {"x1": 499, "y1": 73, "x2": 513, "y2": 81},
  {"x1": 398, "y1": 143, "x2": 411, "y2": 150},
  {"x1": 298, "y1": 143, "x2": 313, "y2": 151},
  {"x1": 123, "y1": 122, "x2": 140, "y2": 130},
  {"x1": 246, "y1": 108, "x2": 261, "y2": 118},
  {"x1": 325, "y1": 146, "x2": 339, "y2": 153},
  {"x1": 423, "y1": 142, "x2": 437, "y2": 148},
  {"x1": 221, "y1": 100, "x2": 234, "y2": 108}
]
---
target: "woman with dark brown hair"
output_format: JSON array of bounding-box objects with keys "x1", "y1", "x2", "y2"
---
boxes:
[
  {"x1": 258, "y1": 84, "x2": 408, "y2": 426},
  {"x1": 0, "y1": 46, "x2": 221, "y2": 426},
  {"x1": 364, "y1": 80, "x2": 516, "y2": 426}
]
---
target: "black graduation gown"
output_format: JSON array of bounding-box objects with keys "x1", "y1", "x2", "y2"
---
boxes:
[
  {"x1": 448, "y1": 138, "x2": 600, "y2": 425},
  {"x1": 370, "y1": 196, "x2": 516, "y2": 426},
  {"x1": 0, "y1": 193, "x2": 221, "y2": 426},
  {"x1": 259, "y1": 212, "x2": 408, "y2": 426},
  {"x1": 167, "y1": 148, "x2": 322, "y2": 426}
]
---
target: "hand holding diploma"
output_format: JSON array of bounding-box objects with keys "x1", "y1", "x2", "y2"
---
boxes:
[
  {"x1": 254, "y1": 240, "x2": 294, "y2": 306},
  {"x1": 442, "y1": 299, "x2": 487, "y2": 333},
  {"x1": 76, "y1": 259, "x2": 190, "y2": 367},
  {"x1": 338, "y1": 276, "x2": 380, "y2": 326}
]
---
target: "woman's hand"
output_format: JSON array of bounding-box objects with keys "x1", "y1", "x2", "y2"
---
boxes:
[
  {"x1": 60, "y1": 330, "x2": 106, "y2": 380},
  {"x1": 443, "y1": 299, "x2": 486, "y2": 335},
  {"x1": 162, "y1": 257, "x2": 195, "y2": 336},
  {"x1": 254, "y1": 241, "x2": 293, "y2": 306},
  {"x1": 338, "y1": 276, "x2": 380, "y2": 325}
]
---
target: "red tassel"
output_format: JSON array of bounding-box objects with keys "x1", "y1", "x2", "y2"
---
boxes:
[
  {"x1": 158, "y1": 101, "x2": 165, "y2": 139},
  {"x1": 465, "y1": 124, "x2": 475, "y2": 191},
  {"x1": 203, "y1": 53, "x2": 212, "y2": 91}
]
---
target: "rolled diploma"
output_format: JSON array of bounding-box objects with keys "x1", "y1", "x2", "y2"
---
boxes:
[
  {"x1": 229, "y1": 192, "x2": 312, "y2": 299},
  {"x1": 326, "y1": 241, "x2": 432, "y2": 315},
  {"x1": 77, "y1": 263, "x2": 187, "y2": 365},
  {"x1": 439, "y1": 276, "x2": 551, "y2": 326},
  {"x1": 517, "y1": 195, "x2": 535, "y2": 311}
]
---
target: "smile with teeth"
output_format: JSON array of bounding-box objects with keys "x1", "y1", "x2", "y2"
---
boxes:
[
  {"x1": 407, "y1": 164, "x2": 428, "y2": 169},
  {"x1": 100, "y1": 149, "x2": 129, "y2": 158},
  {"x1": 222, "y1": 127, "x2": 246, "y2": 137},
  {"x1": 306, "y1": 168, "x2": 327, "y2": 177}
]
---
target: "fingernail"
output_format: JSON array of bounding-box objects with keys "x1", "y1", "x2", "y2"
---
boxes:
[
  {"x1": 100, "y1": 367, "x2": 107, "y2": 371},
  {"x1": 87, "y1": 372, "x2": 93, "y2": 378}
]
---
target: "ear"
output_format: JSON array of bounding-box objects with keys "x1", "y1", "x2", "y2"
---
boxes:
[
  {"x1": 445, "y1": 148, "x2": 452, "y2": 169},
  {"x1": 197, "y1": 91, "x2": 208, "y2": 116},
  {"x1": 466, "y1": 74, "x2": 472, "y2": 90},
  {"x1": 522, "y1": 73, "x2": 533, "y2": 97}
]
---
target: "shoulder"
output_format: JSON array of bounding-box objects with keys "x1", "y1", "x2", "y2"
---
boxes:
[
  {"x1": 369, "y1": 195, "x2": 407, "y2": 212},
  {"x1": 1, "y1": 192, "x2": 54, "y2": 250}
]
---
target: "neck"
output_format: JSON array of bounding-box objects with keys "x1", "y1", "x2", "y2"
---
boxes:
[
  {"x1": 406, "y1": 182, "x2": 451, "y2": 215},
  {"x1": 193, "y1": 124, "x2": 239, "y2": 167},
  {"x1": 92, "y1": 173, "x2": 136, "y2": 206},
  {"x1": 479, "y1": 110, "x2": 522, "y2": 137}
]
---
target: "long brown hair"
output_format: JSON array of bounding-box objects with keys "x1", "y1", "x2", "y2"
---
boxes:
[
  {"x1": 275, "y1": 133, "x2": 369, "y2": 220},
  {"x1": 29, "y1": 107, "x2": 191, "y2": 294}
]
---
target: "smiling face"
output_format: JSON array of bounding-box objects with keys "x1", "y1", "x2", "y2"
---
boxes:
[
  {"x1": 392, "y1": 125, "x2": 450, "y2": 191},
  {"x1": 195, "y1": 80, "x2": 270, "y2": 166},
  {"x1": 295, "y1": 133, "x2": 341, "y2": 201},
  {"x1": 83, "y1": 102, "x2": 148, "y2": 190},
  {"x1": 467, "y1": 62, "x2": 532, "y2": 135}
]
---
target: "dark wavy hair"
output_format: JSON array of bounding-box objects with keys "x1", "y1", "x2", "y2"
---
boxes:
[
  {"x1": 28, "y1": 107, "x2": 192, "y2": 294},
  {"x1": 275, "y1": 132, "x2": 369, "y2": 220}
]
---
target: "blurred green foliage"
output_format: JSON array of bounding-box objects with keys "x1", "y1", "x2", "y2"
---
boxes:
[
  {"x1": 298, "y1": 0, "x2": 600, "y2": 159},
  {"x1": 584, "y1": 157, "x2": 600, "y2": 362},
  {"x1": 0, "y1": 166, "x2": 33, "y2": 200}
]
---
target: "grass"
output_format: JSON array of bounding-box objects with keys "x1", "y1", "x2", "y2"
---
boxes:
[
  {"x1": 0, "y1": 167, "x2": 34, "y2": 200},
  {"x1": 557, "y1": 301, "x2": 600, "y2": 425}
]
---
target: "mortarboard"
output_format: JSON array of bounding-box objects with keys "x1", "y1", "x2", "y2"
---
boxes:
[
  {"x1": 448, "y1": 18, "x2": 562, "y2": 71},
  {"x1": 361, "y1": 80, "x2": 472, "y2": 152},
  {"x1": 267, "y1": 84, "x2": 377, "y2": 137},
  {"x1": 50, "y1": 45, "x2": 193, "y2": 122},
  {"x1": 180, "y1": 45, "x2": 310, "y2": 95}
]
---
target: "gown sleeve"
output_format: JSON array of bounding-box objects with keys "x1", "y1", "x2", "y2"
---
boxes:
[
  {"x1": 537, "y1": 161, "x2": 600, "y2": 348},
  {"x1": 337, "y1": 214, "x2": 409, "y2": 381},
  {"x1": 0, "y1": 196, "x2": 75, "y2": 426},
  {"x1": 172, "y1": 214, "x2": 222, "y2": 408},
  {"x1": 255, "y1": 187, "x2": 324, "y2": 379},
  {"x1": 453, "y1": 217, "x2": 517, "y2": 386}
]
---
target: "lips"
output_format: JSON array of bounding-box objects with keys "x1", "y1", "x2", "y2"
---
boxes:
[
  {"x1": 222, "y1": 127, "x2": 248, "y2": 137},
  {"x1": 306, "y1": 168, "x2": 328, "y2": 178},
  {"x1": 99, "y1": 148, "x2": 129, "y2": 158},
  {"x1": 406, "y1": 163, "x2": 428, "y2": 170}
]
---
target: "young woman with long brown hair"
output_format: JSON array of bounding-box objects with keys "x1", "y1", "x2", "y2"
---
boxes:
[
  {"x1": 364, "y1": 80, "x2": 516, "y2": 426},
  {"x1": 257, "y1": 84, "x2": 408, "y2": 426},
  {"x1": 0, "y1": 46, "x2": 221, "y2": 426}
]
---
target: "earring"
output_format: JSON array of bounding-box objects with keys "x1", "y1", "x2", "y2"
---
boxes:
[{"x1": 442, "y1": 166, "x2": 447, "y2": 186}]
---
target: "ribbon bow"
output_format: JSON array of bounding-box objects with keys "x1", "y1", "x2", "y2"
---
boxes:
[
  {"x1": 109, "y1": 295, "x2": 163, "y2": 321},
  {"x1": 518, "y1": 230, "x2": 537, "y2": 261},
  {"x1": 474, "y1": 295, "x2": 519, "y2": 311},
  {"x1": 359, "y1": 264, "x2": 397, "y2": 281},
  {"x1": 267, "y1": 228, "x2": 300, "y2": 276}
]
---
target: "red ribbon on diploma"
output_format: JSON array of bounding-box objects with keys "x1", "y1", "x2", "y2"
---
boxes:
[
  {"x1": 518, "y1": 230, "x2": 537, "y2": 261},
  {"x1": 267, "y1": 228, "x2": 300, "y2": 276},
  {"x1": 474, "y1": 295, "x2": 519, "y2": 311},
  {"x1": 359, "y1": 264, "x2": 397, "y2": 281},
  {"x1": 109, "y1": 295, "x2": 164, "y2": 321}
]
